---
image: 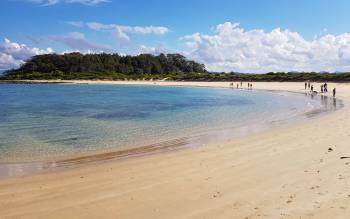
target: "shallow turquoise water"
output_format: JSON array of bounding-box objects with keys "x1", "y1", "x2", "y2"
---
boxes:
[{"x1": 0, "y1": 84, "x2": 326, "y2": 162}]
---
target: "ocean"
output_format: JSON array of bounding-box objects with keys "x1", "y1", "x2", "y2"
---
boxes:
[{"x1": 0, "y1": 83, "x2": 331, "y2": 164}]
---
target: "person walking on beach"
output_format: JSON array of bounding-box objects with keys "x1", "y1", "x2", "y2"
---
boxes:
[
  {"x1": 324, "y1": 83, "x2": 328, "y2": 92},
  {"x1": 311, "y1": 85, "x2": 314, "y2": 92},
  {"x1": 240, "y1": 81, "x2": 243, "y2": 87},
  {"x1": 248, "y1": 83, "x2": 250, "y2": 89},
  {"x1": 321, "y1": 84, "x2": 324, "y2": 93},
  {"x1": 308, "y1": 82, "x2": 311, "y2": 89},
  {"x1": 305, "y1": 82, "x2": 307, "y2": 90},
  {"x1": 237, "y1": 84, "x2": 239, "y2": 89},
  {"x1": 333, "y1": 88, "x2": 336, "y2": 97},
  {"x1": 250, "y1": 84, "x2": 253, "y2": 89}
]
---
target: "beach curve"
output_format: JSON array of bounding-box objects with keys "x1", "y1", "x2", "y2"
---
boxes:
[{"x1": 0, "y1": 81, "x2": 349, "y2": 218}]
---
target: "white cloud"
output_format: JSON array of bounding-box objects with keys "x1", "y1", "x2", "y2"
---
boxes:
[
  {"x1": 67, "y1": 21, "x2": 170, "y2": 51},
  {"x1": 182, "y1": 22, "x2": 350, "y2": 73},
  {"x1": 114, "y1": 26, "x2": 131, "y2": 44},
  {"x1": 27, "y1": 0, "x2": 109, "y2": 6},
  {"x1": 85, "y1": 22, "x2": 169, "y2": 34},
  {"x1": 84, "y1": 22, "x2": 169, "y2": 43},
  {"x1": 67, "y1": 21, "x2": 84, "y2": 28},
  {"x1": 48, "y1": 32, "x2": 111, "y2": 53},
  {"x1": 85, "y1": 22, "x2": 114, "y2": 31},
  {"x1": 120, "y1": 25, "x2": 169, "y2": 35},
  {"x1": 0, "y1": 38, "x2": 53, "y2": 72},
  {"x1": 0, "y1": 53, "x2": 23, "y2": 72}
]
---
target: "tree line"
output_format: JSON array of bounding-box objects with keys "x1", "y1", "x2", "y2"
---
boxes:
[
  {"x1": 2, "y1": 52, "x2": 350, "y2": 81},
  {"x1": 1, "y1": 53, "x2": 206, "y2": 80}
]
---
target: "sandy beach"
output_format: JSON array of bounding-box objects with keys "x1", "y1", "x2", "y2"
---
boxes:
[{"x1": 1, "y1": 81, "x2": 350, "y2": 219}]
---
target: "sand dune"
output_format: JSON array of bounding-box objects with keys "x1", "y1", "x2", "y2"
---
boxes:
[{"x1": 1, "y1": 81, "x2": 350, "y2": 218}]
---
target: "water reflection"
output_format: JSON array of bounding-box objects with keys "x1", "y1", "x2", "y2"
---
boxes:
[
  {"x1": 320, "y1": 94, "x2": 339, "y2": 110},
  {"x1": 304, "y1": 92, "x2": 339, "y2": 108},
  {"x1": 303, "y1": 92, "x2": 341, "y2": 118}
]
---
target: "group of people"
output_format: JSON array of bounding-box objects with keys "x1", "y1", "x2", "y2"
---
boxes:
[
  {"x1": 247, "y1": 83, "x2": 253, "y2": 89},
  {"x1": 229, "y1": 81, "x2": 337, "y2": 97},
  {"x1": 320, "y1": 83, "x2": 328, "y2": 93},
  {"x1": 230, "y1": 81, "x2": 253, "y2": 90},
  {"x1": 304, "y1": 81, "x2": 336, "y2": 97}
]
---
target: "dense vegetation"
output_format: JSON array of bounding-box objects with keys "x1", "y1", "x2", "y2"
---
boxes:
[
  {"x1": 2, "y1": 52, "x2": 350, "y2": 82},
  {"x1": 1, "y1": 53, "x2": 206, "y2": 80}
]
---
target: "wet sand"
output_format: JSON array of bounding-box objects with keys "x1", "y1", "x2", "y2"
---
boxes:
[{"x1": 0, "y1": 81, "x2": 350, "y2": 218}]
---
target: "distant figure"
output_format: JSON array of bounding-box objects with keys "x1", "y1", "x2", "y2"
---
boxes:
[
  {"x1": 321, "y1": 85, "x2": 324, "y2": 93},
  {"x1": 324, "y1": 83, "x2": 328, "y2": 92},
  {"x1": 237, "y1": 84, "x2": 239, "y2": 89},
  {"x1": 305, "y1": 82, "x2": 307, "y2": 90},
  {"x1": 250, "y1": 84, "x2": 253, "y2": 89},
  {"x1": 247, "y1": 83, "x2": 250, "y2": 89},
  {"x1": 333, "y1": 88, "x2": 336, "y2": 97},
  {"x1": 240, "y1": 81, "x2": 243, "y2": 87},
  {"x1": 230, "y1": 82, "x2": 233, "y2": 88},
  {"x1": 311, "y1": 85, "x2": 314, "y2": 92},
  {"x1": 308, "y1": 82, "x2": 311, "y2": 89}
]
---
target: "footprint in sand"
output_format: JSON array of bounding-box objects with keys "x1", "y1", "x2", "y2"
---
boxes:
[
  {"x1": 212, "y1": 191, "x2": 221, "y2": 198},
  {"x1": 286, "y1": 194, "x2": 296, "y2": 204},
  {"x1": 338, "y1": 174, "x2": 345, "y2": 180},
  {"x1": 310, "y1": 185, "x2": 320, "y2": 190}
]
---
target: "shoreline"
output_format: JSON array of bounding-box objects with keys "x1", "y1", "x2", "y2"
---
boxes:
[
  {"x1": 0, "y1": 81, "x2": 339, "y2": 178},
  {"x1": 1, "y1": 81, "x2": 350, "y2": 218}
]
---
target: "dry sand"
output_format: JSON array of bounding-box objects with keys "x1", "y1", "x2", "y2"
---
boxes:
[{"x1": 1, "y1": 81, "x2": 350, "y2": 219}]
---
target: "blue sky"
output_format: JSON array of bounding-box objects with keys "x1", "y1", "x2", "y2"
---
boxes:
[{"x1": 2, "y1": 0, "x2": 350, "y2": 72}]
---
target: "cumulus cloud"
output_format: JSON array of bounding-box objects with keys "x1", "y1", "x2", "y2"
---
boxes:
[
  {"x1": 0, "y1": 38, "x2": 53, "y2": 72},
  {"x1": 0, "y1": 53, "x2": 23, "y2": 72},
  {"x1": 27, "y1": 0, "x2": 109, "y2": 6},
  {"x1": 182, "y1": 22, "x2": 350, "y2": 73},
  {"x1": 48, "y1": 32, "x2": 111, "y2": 53}
]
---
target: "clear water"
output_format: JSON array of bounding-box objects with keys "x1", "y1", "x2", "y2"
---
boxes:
[{"x1": 0, "y1": 84, "x2": 329, "y2": 163}]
